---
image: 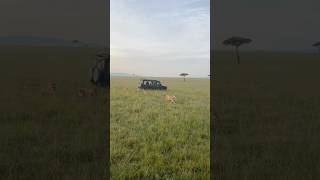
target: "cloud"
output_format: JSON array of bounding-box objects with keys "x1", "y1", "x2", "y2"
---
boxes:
[{"x1": 111, "y1": 0, "x2": 210, "y2": 77}]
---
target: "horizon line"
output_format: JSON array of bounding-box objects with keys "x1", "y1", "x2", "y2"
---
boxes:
[{"x1": 111, "y1": 73, "x2": 210, "y2": 79}]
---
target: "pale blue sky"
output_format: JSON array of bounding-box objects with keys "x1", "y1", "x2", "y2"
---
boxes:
[{"x1": 111, "y1": 0, "x2": 210, "y2": 77}]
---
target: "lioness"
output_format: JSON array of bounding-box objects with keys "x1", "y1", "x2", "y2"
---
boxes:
[{"x1": 165, "y1": 95, "x2": 176, "y2": 103}]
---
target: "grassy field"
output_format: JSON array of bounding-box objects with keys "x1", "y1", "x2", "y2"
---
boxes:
[
  {"x1": 110, "y1": 77, "x2": 210, "y2": 179},
  {"x1": 0, "y1": 46, "x2": 108, "y2": 179},
  {"x1": 7, "y1": 46, "x2": 318, "y2": 179},
  {"x1": 214, "y1": 51, "x2": 320, "y2": 179}
]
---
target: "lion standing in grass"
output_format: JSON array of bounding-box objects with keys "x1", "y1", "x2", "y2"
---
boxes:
[{"x1": 165, "y1": 95, "x2": 177, "y2": 103}]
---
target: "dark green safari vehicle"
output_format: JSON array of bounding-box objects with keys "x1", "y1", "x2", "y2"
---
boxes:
[{"x1": 139, "y1": 79, "x2": 167, "y2": 90}]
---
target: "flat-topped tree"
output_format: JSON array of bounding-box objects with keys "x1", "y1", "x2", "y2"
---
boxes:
[
  {"x1": 313, "y1": 42, "x2": 320, "y2": 53},
  {"x1": 179, "y1": 73, "x2": 189, "y2": 82},
  {"x1": 223, "y1": 37, "x2": 252, "y2": 64}
]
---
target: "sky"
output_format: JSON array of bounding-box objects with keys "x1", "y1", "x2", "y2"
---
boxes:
[
  {"x1": 0, "y1": 0, "x2": 108, "y2": 46},
  {"x1": 213, "y1": 0, "x2": 320, "y2": 52},
  {"x1": 110, "y1": 0, "x2": 210, "y2": 78}
]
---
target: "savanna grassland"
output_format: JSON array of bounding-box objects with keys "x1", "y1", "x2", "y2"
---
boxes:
[
  {"x1": 110, "y1": 77, "x2": 210, "y2": 179},
  {"x1": 0, "y1": 46, "x2": 108, "y2": 179},
  {"x1": 214, "y1": 51, "x2": 320, "y2": 179}
]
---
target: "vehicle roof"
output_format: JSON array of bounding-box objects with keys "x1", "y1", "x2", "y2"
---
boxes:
[{"x1": 141, "y1": 79, "x2": 160, "y2": 82}]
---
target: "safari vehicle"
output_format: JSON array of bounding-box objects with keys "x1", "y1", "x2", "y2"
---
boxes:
[{"x1": 139, "y1": 79, "x2": 167, "y2": 90}]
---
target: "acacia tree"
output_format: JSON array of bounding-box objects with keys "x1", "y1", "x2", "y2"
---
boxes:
[
  {"x1": 313, "y1": 42, "x2": 320, "y2": 54},
  {"x1": 223, "y1": 37, "x2": 252, "y2": 64},
  {"x1": 179, "y1": 73, "x2": 189, "y2": 82}
]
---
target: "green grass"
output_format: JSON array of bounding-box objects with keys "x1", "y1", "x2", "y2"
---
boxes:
[
  {"x1": 4, "y1": 46, "x2": 318, "y2": 179},
  {"x1": 214, "y1": 51, "x2": 320, "y2": 179},
  {"x1": 0, "y1": 46, "x2": 108, "y2": 179},
  {"x1": 110, "y1": 77, "x2": 210, "y2": 179}
]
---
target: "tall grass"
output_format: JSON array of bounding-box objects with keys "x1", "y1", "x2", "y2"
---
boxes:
[
  {"x1": 214, "y1": 51, "x2": 320, "y2": 179},
  {"x1": 0, "y1": 46, "x2": 108, "y2": 179},
  {"x1": 110, "y1": 77, "x2": 210, "y2": 179}
]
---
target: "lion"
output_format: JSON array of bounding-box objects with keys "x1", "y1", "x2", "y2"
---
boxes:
[{"x1": 165, "y1": 95, "x2": 177, "y2": 103}]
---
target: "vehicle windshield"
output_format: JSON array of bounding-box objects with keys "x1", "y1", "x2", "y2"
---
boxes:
[{"x1": 141, "y1": 80, "x2": 162, "y2": 86}]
